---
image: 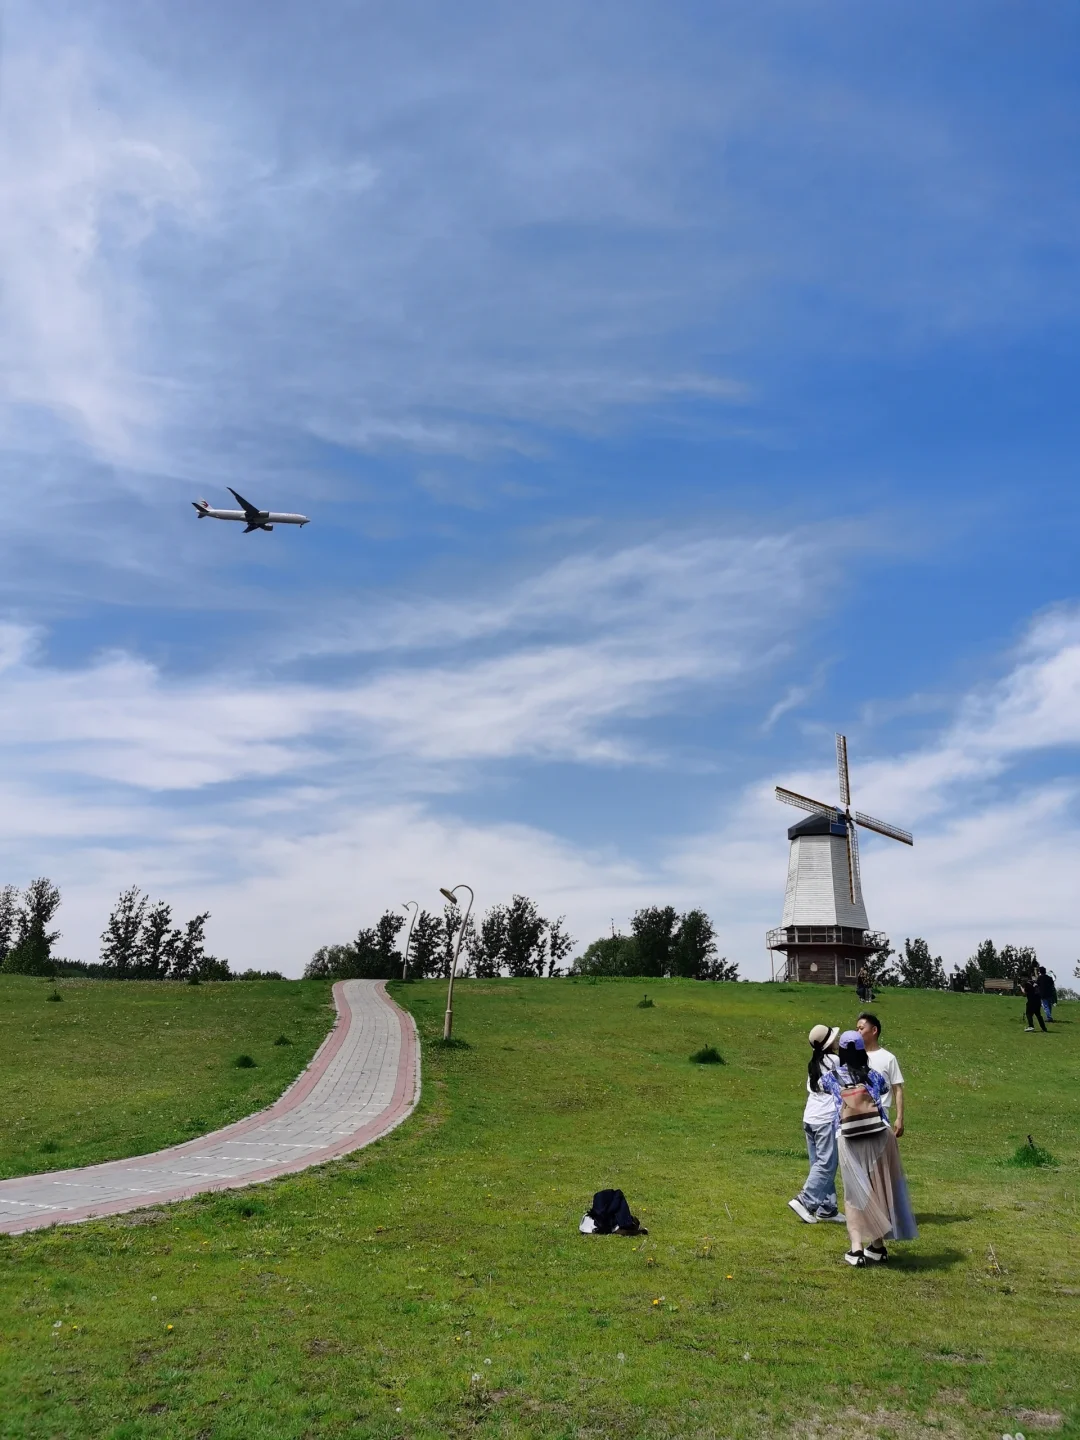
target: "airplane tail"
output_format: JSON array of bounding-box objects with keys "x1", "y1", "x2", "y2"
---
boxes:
[{"x1": 192, "y1": 499, "x2": 210, "y2": 516}]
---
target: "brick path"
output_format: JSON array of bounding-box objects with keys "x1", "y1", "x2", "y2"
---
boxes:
[{"x1": 0, "y1": 979, "x2": 419, "y2": 1236}]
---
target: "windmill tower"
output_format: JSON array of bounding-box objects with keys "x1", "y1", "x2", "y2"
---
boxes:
[{"x1": 766, "y1": 734, "x2": 913, "y2": 985}]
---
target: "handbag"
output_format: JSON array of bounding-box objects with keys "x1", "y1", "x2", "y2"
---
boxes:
[{"x1": 839, "y1": 1082, "x2": 887, "y2": 1139}]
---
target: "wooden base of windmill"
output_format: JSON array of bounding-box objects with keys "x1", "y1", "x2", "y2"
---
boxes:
[{"x1": 766, "y1": 925, "x2": 888, "y2": 986}]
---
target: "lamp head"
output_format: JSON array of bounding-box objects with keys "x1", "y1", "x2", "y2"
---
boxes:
[{"x1": 439, "y1": 886, "x2": 457, "y2": 903}]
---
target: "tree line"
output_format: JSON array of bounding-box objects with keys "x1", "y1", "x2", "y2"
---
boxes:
[
  {"x1": 305, "y1": 899, "x2": 740, "y2": 982},
  {"x1": 865, "y1": 937, "x2": 1046, "y2": 991},
  {"x1": 305, "y1": 895, "x2": 572, "y2": 980},
  {"x1": 0, "y1": 880, "x2": 280, "y2": 982},
  {"x1": 570, "y1": 906, "x2": 739, "y2": 980}
]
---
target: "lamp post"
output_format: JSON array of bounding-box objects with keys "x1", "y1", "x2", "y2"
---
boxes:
[
  {"x1": 401, "y1": 901, "x2": 419, "y2": 981},
  {"x1": 438, "y1": 884, "x2": 474, "y2": 1041}
]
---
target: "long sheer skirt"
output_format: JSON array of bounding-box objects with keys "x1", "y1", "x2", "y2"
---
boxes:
[{"x1": 837, "y1": 1129, "x2": 918, "y2": 1248}]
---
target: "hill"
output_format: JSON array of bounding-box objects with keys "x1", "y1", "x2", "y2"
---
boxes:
[{"x1": 0, "y1": 976, "x2": 1076, "y2": 1439}]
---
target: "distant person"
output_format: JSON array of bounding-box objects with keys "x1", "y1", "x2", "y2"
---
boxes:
[
  {"x1": 856, "y1": 1012, "x2": 905, "y2": 1138},
  {"x1": 856, "y1": 966, "x2": 871, "y2": 1003},
  {"x1": 1023, "y1": 976, "x2": 1048, "y2": 1032},
  {"x1": 788, "y1": 1024, "x2": 845, "y2": 1225},
  {"x1": 1037, "y1": 966, "x2": 1057, "y2": 1023},
  {"x1": 820, "y1": 1031, "x2": 918, "y2": 1266}
]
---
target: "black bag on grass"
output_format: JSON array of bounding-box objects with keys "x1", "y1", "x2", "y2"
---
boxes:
[{"x1": 581, "y1": 1188, "x2": 645, "y2": 1235}]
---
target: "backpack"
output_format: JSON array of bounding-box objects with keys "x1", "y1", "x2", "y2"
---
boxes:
[
  {"x1": 838, "y1": 1081, "x2": 887, "y2": 1139},
  {"x1": 582, "y1": 1188, "x2": 643, "y2": 1235}
]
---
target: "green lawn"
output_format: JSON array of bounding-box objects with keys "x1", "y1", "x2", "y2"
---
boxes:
[
  {"x1": 0, "y1": 976, "x2": 335, "y2": 1180},
  {"x1": 1, "y1": 977, "x2": 1078, "y2": 1440}
]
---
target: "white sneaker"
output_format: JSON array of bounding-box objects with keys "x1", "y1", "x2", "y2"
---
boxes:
[
  {"x1": 817, "y1": 1209, "x2": 847, "y2": 1223},
  {"x1": 787, "y1": 1198, "x2": 818, "y2": 1224},
  {"x1": 863, "y1": 1243, "x2": 888, "y2": 1263},
  {"x1": 1025, "y1": 1026, "x2": 1035, "y2": 1032},
  {"x1": 843, "y1": 1249, "x2": 866, "y2": 1267}
]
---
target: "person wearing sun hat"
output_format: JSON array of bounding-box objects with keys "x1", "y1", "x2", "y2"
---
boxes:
[
  {"x1": 820, "y1": 1030, "x2": 918, "y2": 1266},
  {"x1": 788, "y1": 1023, "x2": 846, "y2": 1225}
]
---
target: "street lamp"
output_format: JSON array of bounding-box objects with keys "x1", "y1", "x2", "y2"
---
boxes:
[
  {"x1": 438, "y1": 883, "x2": 474, "y2": 1041},
  {"x1": 401, "y1": 901, "x2": 419, "y2": 981}
]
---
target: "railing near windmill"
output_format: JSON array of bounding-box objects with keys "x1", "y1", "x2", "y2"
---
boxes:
[{"x1": 766, "y1": 926, "x2": 889, "y2": 950}]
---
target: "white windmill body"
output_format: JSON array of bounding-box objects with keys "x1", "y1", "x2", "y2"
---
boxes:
[{"x1": 767, "y1": 735, "x2": 912, "y2": 986}]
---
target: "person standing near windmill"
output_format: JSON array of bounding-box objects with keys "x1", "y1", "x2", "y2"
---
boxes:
[{"x1": 820, "y1": 1030, "x2": 918, "y2": 1267}]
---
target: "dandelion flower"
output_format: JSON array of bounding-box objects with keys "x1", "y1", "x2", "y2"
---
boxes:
[
  {"x1": 726, "y1": 1273, "x2": 734, "y2": 1280},
  {"x1": 166, "y1": 1324, "x2": 174, "y2": 1332},
  {"x1": 471, "y1": 1372, "x2": 481, "y2": 1382},
  {"x1": 743, "y1": 1352, "x2": 751, "y2": 1361},
  {"x1": 53, "y1": 1321, "x2": 62, "y2": 1329},
  {"x1": 617, "y1": 1352, "x2": 626, "y2": 1362}
]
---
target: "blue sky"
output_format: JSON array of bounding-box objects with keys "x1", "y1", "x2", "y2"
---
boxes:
[{"x1": 2, "y1": 0, "x2": 1080, "y2": 977}]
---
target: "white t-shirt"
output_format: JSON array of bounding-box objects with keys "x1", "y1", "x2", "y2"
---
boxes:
[
  {"x1": 866, "y1": 1045, "x2": 903, "y2": 1112},
  {"x1": 803, "y1": 1053, "x2": 839, "y2": 1127}
]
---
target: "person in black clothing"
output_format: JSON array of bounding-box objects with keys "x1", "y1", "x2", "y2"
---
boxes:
[
  {"x1": 1037, "y1": 966, "x2": 1057, "y2": 1023},
  {"x1": 1023, "y1": 976, "x2": 1047, "y2": 1032}
]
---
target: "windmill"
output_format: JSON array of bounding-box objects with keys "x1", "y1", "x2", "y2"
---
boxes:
[{"x1": 766, "y1": 735, "x2": 913, "y2": 986}]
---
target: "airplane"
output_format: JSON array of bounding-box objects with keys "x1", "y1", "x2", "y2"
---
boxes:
[{"x1": 192, "y1": 487, "x2": 310, "y2": 533}]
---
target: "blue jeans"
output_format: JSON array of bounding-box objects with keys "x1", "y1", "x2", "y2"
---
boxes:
[
  {"x1": 1042, "y1": 999, "x2": 1053, "y2": 1021},
  {"x1": 799, "y1": 1121, "x2": 839, "y2": 1214}
]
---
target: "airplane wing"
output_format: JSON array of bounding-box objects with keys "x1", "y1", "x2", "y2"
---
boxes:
[
  {"x1": 243, "y1": 522, "x2": 262, "y2": 533},
  {"x1": 228, "y1": 487, "x2": 261, "y2": 518}
]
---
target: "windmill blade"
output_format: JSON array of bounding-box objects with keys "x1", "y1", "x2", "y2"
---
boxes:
[
  {"x1": 775, "y1": 786, "x2": 836, "y2": 817},
  {"x1": 836, "y1": 733, "x2": 851, "y2": 808},
  {"x1": 846, "y1": 820, "x2": 863, "y2": 906},
  {"x1": 854, "y1": 811, "x2": 914, "y2": 846}
]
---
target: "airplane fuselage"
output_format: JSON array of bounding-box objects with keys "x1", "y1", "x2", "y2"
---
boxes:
[{"x1": 197, "y1": 507, "x2": 309, "y2": 526}]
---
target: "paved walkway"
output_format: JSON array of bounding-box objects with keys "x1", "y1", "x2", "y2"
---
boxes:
[{"x1": 0, "y1": 979, "x2": 419, "y2": 1236}]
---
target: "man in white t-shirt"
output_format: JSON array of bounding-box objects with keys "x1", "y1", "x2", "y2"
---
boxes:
[{"x1": 856, "y1": 1011, "x2": 905, "y2": 1138}]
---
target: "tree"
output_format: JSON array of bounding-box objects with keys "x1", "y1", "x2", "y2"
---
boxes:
[
  {"x1": 998, "y1": 944, "x2": 1038, "y2": 984},
  {"x1": 503, "y1": 894, "x2": 547, "y2": 978},
  {"x1": 571, "y1": 934, "x2": 639, "y2": 976},
  {"x1": 897, "y1": 936, "x2": 947, "y2": 990},
  {"x1": 950, "y1": 956, "x2": 984, "y2": 992},
  {"x1": 438, "y1": 900, "x2": 475, "y2": 979},
  {"x1": 630, "y1": 906, "x2": 679, "y2": 977},
  {"x1": 969, "y1": 938, "x2": 1003, "y2": 980},
  {"x1": 409, "y1": 910, "x2": 445, "y2": 978},
  {"x1": 100, "y1": 887, "x2": 148, "y2": 978},
  {"x1": 304, "y1": 943, "x2": 355, "y2": 979},
  {"x1": 546, "y1": 917, "x2": 573, "y2": 977},
  {"x1": 700, "y1": 955, "x2": 741, "y2": 982},
  {"x1": 0, "y1": 885, "x2": 18, "y2": 964},
  {"x1": 2, "y1": 878, "x2": 62, "y2": 976},
  {"x1": 349, "y1": 910, "x2": 406, "y2": 979},
  {"x1": 471, "y1": 903, "x2": 508, "y2": 979},
  {"x1": 671, "y1": 909, "x2": 717, "y2": 979},
  {"x1": 866, "y1": 940, "x2": 898, "y2": 987},
  {"x1": 139, "y1": 900, "x2": 177, "y2": 979},
  {"x1": 169, "y1": 912, "x2": 211, "y2": 981}
]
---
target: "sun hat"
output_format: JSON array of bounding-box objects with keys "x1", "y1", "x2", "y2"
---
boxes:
[
  {"x1": 808, "y1": 1024, "x2": 841, "y2": 1048},
  {"x1": 838, "y1": 1029, "x2": 865, "y2": 1050}
]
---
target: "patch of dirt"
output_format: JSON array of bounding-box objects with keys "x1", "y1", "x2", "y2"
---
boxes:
[
  {"x1": 1013, "y1": 1410, "x2": 1064, "y2": 1430},
  {"x1": 111, "y1": 1209, "x2": 168, "y2": 1227}
]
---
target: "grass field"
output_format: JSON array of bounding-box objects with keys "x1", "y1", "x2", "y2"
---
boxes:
[
  {"x1": 0, "y1": 977, "x2": 335, "y2": 1180},
  {"x1": 1, "y1": 976, "x2": 1078, "y2": 1439}
]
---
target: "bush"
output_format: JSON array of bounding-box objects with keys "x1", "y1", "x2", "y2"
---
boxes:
[
  {"x1": 1008, "y1": 1137, "x2": 1055, "y2": 1168},
  {"x1": 637, "y1": 993, "x2": 655, "y2": 1008},
  {"x1": 273, "y1": 1033, "x2": 292, "y2": 1046},
  {"x1": 46, "y1": 990, "x2": 62, "y2": 1002},
  {"x1": 233, "y1": 1054, "x2": 257, "y2": 1068},
  {"x1": 690, "y1": 1045, "x2": 724, "y2": 1065}
]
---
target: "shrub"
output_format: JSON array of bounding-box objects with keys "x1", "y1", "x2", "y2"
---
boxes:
[
  {"x1": 39, "y1": 1139, "x2": 60, "y2": 1153},
  {"x1": 273, "y1": 1034, "x2": 292, "y2": 1046},
  {"x1": 637, "y1": 994, "x2": 655, "y2": 1008},
  {"x1": 234, "y1": 1054, "x2": 257, "y2": 1068},
  {"x1": 46, "y1": 990, "x2": 62, "y2": 1002},
  {"x1": 1008, "y1": 1137, "x2": 1055, "y2": 1168},
  {"x1": 690, "y1": 1045, "x2": 724, "y2": 1065}
]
